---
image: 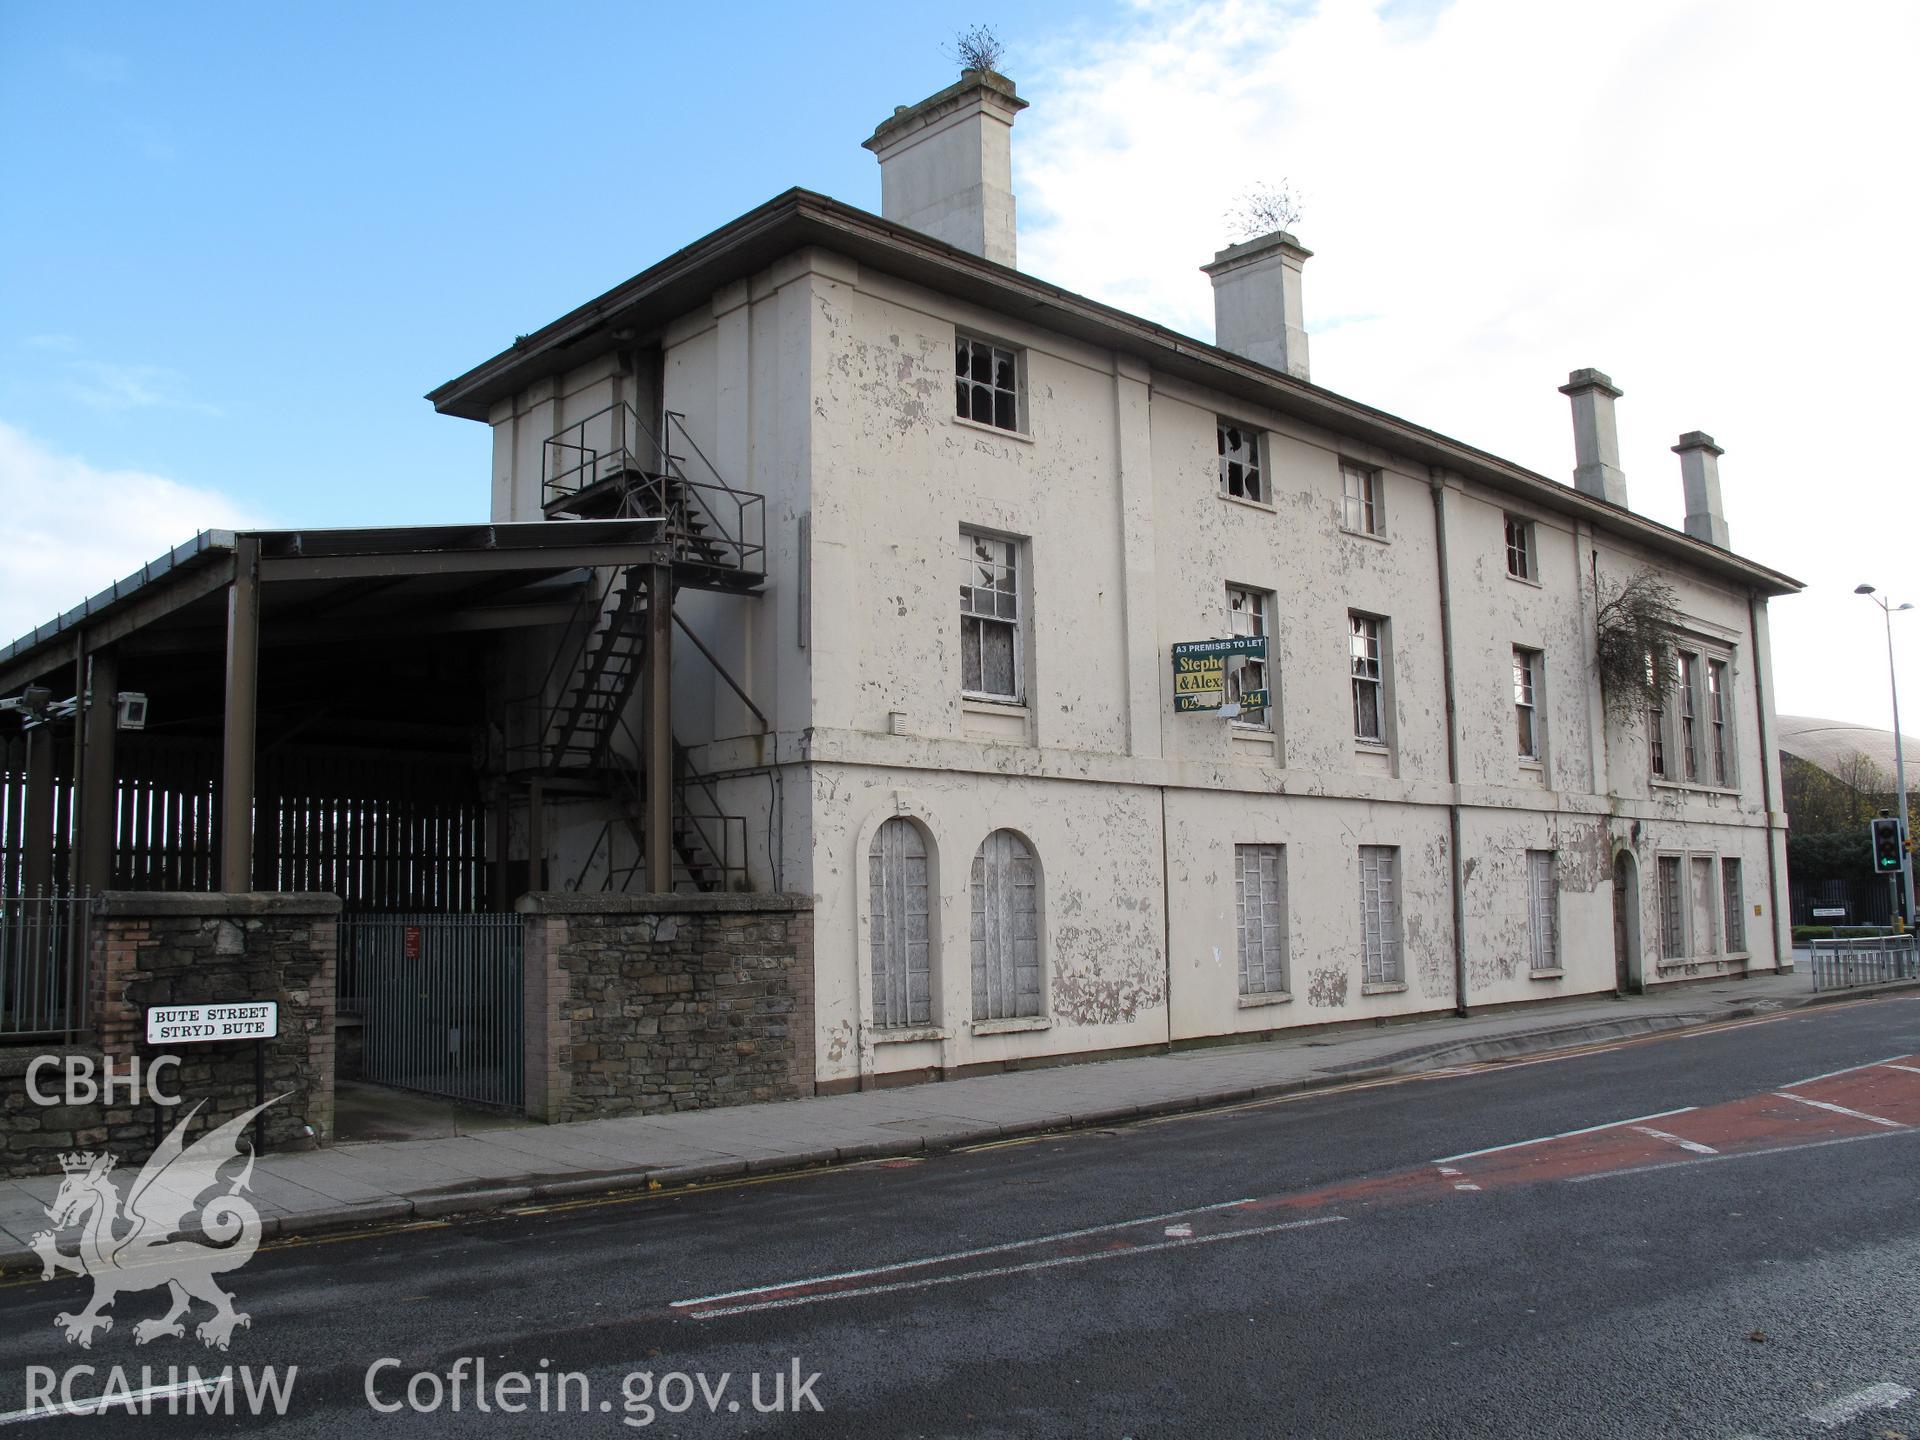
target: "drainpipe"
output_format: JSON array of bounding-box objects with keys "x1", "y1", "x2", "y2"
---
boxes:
[
  {"x1": 1429, "y1": 467, "x2": 1469, "y2": 1016},
  {"x1": 1748, "y1": 590, "x2": 1786, "y2": 969}
]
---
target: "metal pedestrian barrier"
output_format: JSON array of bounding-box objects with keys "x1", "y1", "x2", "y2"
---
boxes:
[
  {"x1": 338, "y1": 912, "x2": 524, "y2": 1109},
  {"x1": 1809, "y1": 932, "x2": 1920, "y2": 993}
]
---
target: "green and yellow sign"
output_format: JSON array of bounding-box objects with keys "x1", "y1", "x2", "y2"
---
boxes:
[{"x1": 1172, "y1": 637, "x2": 1267, "y2": 714}]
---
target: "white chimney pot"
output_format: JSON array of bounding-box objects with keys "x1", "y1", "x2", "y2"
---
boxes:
[
  {"x1": 1559, "y1": 368, "x2": 1628, "y2": 507},
  {"x1": 1202, "y1": 230, "x2": 1312, "y2": 381},
  {"x1": 863, "y1": 70, "x2": 1028, "y2": 268}
]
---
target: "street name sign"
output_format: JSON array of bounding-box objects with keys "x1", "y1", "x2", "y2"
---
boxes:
[{"x1": 146, "y1": 1002, "x2": 279, "y2": 1044}]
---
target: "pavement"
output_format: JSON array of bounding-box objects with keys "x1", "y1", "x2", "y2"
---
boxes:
[{"x1": 0, "y1": 960, "x2": 1905, "y2": 1271}]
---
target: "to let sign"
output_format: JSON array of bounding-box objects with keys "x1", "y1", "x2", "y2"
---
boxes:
[
  {"x1": 1171, "y1": 636, "x2": 1267, "y2": 714},
  {"x1": 146, "y1": 1002, "x2": 279, "y2": 1044}
]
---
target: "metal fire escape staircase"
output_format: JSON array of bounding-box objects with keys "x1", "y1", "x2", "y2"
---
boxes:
[{"x1": 531, "y1": 403, "x2": 765, "y2": 892}]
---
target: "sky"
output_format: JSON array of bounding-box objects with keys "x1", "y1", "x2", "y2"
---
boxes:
[{"x1": 2, "y1": 0, "x2": 1917, "y2": 729}]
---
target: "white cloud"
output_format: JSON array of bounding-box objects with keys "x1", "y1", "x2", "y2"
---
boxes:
[
  {"x1": 1014, "y1": 0, "x2": 1920, "y2": 729},
  {"x1": 0, "y1": 423, "x2": 261, "y2": 647}
]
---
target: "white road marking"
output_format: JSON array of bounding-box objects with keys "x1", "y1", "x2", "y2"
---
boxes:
[
  {"x1": 1432, "y1": 1107, "x2": 1696, "y2": 1164},
  {"x1": 1804, "y1": 1381, "x2": 1914, "y2": 1428},
  {"x1": 680, "y1": 1215, "x2": 1349, "y2": 1319},
  {"x1": 1631, "y1": 1125, "x2": 1719, "y2": 1155},
  {"x1": 1436, "y1": 1166, "x2": 1462, "y2": 1176},
  {"x1": 0, "y1": 1378, "x2": 229, "y2": 1426},
  {"x1": 671, "y1": 1196, "x2": 1257, "y2": 1308},
  {"x1": 1452, "y1": 1183, "x2": 1481, "y2": 1192},
  {"x1": 1774, "y1": 1091, "x2": 1904, "y2": 1128},
  {"x1": 1779, "y1": 1055, "x2": 1913, "y2": 1088},
  {"x1": 1880, "y1": 1062, "x2": 1920, "y2": 1076},
  {"x1": 1163, "y1": 1223, "x2": 1193, "y2": 1237},
  {"x1": 1564, "y1": 1124, "x2": 1920, "y2": 1185}
]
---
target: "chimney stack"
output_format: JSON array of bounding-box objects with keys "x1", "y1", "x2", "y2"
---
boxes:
[
  {"x1": 863, "y1": 69, "x2": 1028, "y2": 268},
  {"x1": 1558, "y1": 368, "x2": 1628, "y2": 507},
  {"x1": 1202, "y1": 230, "x2": 1312, "y2": 381},
  {"x1": 1674, "y1": 431, "x2": 1730, "y2": 549}
]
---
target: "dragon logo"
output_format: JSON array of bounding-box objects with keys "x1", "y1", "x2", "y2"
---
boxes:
[{"x1": 31, "y1": 1098, "x2": 278, "y2": 1351}]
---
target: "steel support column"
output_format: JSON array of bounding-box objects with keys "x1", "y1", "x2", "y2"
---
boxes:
[
  {"x1": 220, "y1": 537, "x2": 262, "y2": 893},
  {"x1": 78, "y1": 648, "x2": 119, "y2": 895},
  {"x1": 642, "y1": 563, "x2": 674, "y2": 893},
  {"x1": 21, "y1": 722, "x2": 54, "y2": 897}
]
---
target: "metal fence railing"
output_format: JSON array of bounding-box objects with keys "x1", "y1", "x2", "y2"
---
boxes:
[
  {"x1": 0, "y1": 892, "x2": 88, "y2": 1040},
  {"x1": 1809, "y1": 932, "x2": 1920, "y2": 993},
  {"x1": 338, "y1": 912, "x2": 523, "y2": 1110}
]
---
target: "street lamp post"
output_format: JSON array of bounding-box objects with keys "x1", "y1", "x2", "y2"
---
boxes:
[{"x1": 1856, "y1": 584, "x2": 1915, "y2": 931}]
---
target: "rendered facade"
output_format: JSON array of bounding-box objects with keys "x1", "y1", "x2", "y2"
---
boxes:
[{"x1": 428, "y1": 68, "x2": 1800, "y2": 1091}]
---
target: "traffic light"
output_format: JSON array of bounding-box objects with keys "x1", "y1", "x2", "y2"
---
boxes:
[{"x1": 1871, "y1": 816, "x2": 1904, "y2": 873}]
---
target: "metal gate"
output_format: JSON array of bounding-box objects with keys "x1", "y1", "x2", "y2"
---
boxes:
[{"x1": 338, "y1": 912, "x2": 523, "y2": 1109}]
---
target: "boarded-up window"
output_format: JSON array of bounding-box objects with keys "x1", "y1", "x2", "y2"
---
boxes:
[
  {"x1": 970, "y1": 830, "x2": 1041, "y2": 1021},
  {"x1": 1527, "y1": 850, "x2": 1559, "y2": 971},
  {"x1": 1690, "y1": 854, "x2": 1718, "y2": 955},
  {"x1": 1658, "y1": 855, "x2": 1685, "y2": 959},
  {"x1": 1236, "y1": 844, "x2": 1289, "y2": 995},
  {"x1": 1722, "y1": 857, "x2": 1746, "y2": 952},
  {"x1": 1360, "y1": 845, "x2": 1402, "y2": 986},
  {"x1": 871, "y1": 819, "x2": 931, "y2": 1027}
]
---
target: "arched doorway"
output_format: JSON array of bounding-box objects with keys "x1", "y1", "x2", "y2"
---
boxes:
[{"x1": 1613, "y1": 850, "x2": 1643, "y2": 994}]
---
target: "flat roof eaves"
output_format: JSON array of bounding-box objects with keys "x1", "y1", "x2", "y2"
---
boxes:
[
  {"x1": 0, "y1": 529, "x2": 235, "y2": 673},
  {"x1": 427, "y1": 189, "x2": 1800, "y2": 598}
]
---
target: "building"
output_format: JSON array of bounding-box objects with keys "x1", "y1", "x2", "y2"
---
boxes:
[
  {"x1": 0, "y1": 68, "x2": 1799, "y2": 1128},
  {"x1": 427, "y1": 67, "x2": 1798, "y2": 1090}
]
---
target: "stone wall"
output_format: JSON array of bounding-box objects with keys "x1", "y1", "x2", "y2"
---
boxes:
[
  {"x1": 0, "y1": 893, "x2": 337, "y2": 1178},
  {"x1": 520, "y1": 893, "x2": 813, "y2": 1124}
]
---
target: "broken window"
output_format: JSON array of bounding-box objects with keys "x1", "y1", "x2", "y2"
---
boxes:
[
  {"x1": 1236, "y1": 844, "x2": 1289, "y2": 996},
  {"x1": 870, "y1": 818, "x2": 931, "y2": 1028},
  {"x1": 955, "y1": 334, "x2": 1020, "y2": 432},
  {"x1": 1504, "y1": 514, "x2": 1535, "y2": 580},
  {"x1": 1514, "y1": 647, "x2": 1542, "y2": 761},
  {"x1": 1350, "y1": 613, "x2": 1385, "y2": 743},
  {"x1": 971, "y1": 830, "x2": 1041, "y2": 1021},
  {"x1": 1707, "y1": 658, "x2": 1735, "y2": 786},
  {"x1": 1657, "y1": 855, "x2": 1685, "y2": 959},
  {"x1": 1648, "y1": 649, "x2": 1669, "y2": 779},
  {"x1": 1721, "y1": 857, "x2": 1746, "y2": 953},
  {"x1": 1527, "y1": 850, "x2": 1559, "y2": 971},
  {"x1": 1218, "y1": 420, "x2": 1264, "y2": 503},
  {"x1": 1676, "y1": 651, "x2": 1702, "y2": 781},
  {"x1": 1359, "y1": 845, "x2": 1402, "y2": 986},
  {"x1": 1341, "y1": 460, "x2": 1384, "y2": 536},
  {"x1": 960, "y1": 530, "x2": 1021, "y2": 701},
  {"x1": 1226, "y1": 586, "x2": 1271, "y2": 729}
]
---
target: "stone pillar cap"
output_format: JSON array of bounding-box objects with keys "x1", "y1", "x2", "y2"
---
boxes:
[
  {"x1": 1673, "y1": 430, "x2": 1724, "y2": 456},
  {"x1": 1559, "y1": 367, "x2": 1623, "y2": 398}
]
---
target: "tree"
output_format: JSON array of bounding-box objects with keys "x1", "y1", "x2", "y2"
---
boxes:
[
  {"x1": 1592, "y1": 569, "x2": 1683, "y2": 724},
  {"x1": 949, "y1": 25, "x2": 1005, "y2": 75}
]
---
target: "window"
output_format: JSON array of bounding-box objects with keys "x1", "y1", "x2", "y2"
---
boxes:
[
  {"x1": 1226, "y1": 587, "x2": 1270, "y2": 728},
  {"x1": 1341, "y1": 461, "x2": 1383, "y2": 535},
  {"x1": 1359, "y1": 845, "x2": 1402, "y2": 986},
  {"x1": 1706, "y1": 658, "x2": 1735, "y2": 786},
  {"x1": 1657, "y1": 856, "x2": 1685, "y2": 959},
  {"x1": 1513, "y1": 648, "x2": 1542, "y2": 761},
  {"x1": 960, "y1": 530, "x2": 1021, "y2": 701},
  {"x1": 1350, "y1": 614, "x2": 1385, "y2": 743},
  {"x1": 1504, "y1": 515, "x2": 1535, "y2": 580},
  {"x1": 955, "y1": 334, "x2": 1020, "y2": 431},
  {"x1": 870, "y1": 818, "x2": 931, "y2": 1028},
  {"x1": 1676, "y1": 651, "x2": 1702, "y2": 781},
  {"x1": 1648, "y1": 649, "x2": 1668, "y2": 778},
  {"x1": 1721, "y1": 858, "x2": 1746, "y2": 953},
  {"x1": 1236, "y1": 845, "x2": 1290, "y2": 997},
  {"x1": 1527, "y1": 850, "x2": 1559, "y2": 971},
  {"x1": 1218, "y1": 420, "x2": 1265, "y2": 503},
  {"x1": 971, "y1": 830, "x2": 1041, "y2": 1021}
]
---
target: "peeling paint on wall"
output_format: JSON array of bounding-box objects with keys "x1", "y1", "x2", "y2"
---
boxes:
[{"x1": 1306, "y1": 966, "x2": 1350, "y2": 1007}]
